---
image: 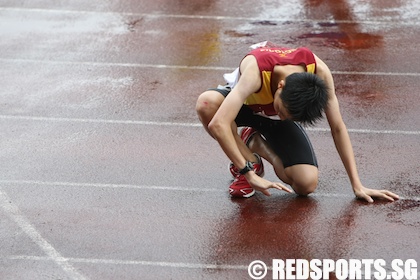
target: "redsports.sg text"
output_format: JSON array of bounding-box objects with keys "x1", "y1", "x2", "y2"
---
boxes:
[{"x1": 248, "y1": 259, "x2": 418, "y2": 280}]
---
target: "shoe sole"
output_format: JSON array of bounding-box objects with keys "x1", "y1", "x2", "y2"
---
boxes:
[{"x1": 229, "y1": 188, "x2": 255, "y2": 198}]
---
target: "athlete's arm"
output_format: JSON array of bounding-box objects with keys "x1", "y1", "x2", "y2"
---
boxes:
[
  {"x1": 314, "y1": 54, "x2": 399, "y2": 202},
  {"x1": 208, "y1": 55, "x2": 260, "y2": 171},
  {"x1": 208, "y1": 56, "x2": 291, "y2": 196}
]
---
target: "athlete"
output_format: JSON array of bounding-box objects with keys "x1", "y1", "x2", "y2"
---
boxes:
[{"x1": 195, "y1": 42, "x2": 399, "y2": 203}]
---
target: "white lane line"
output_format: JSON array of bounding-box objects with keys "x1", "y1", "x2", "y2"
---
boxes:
[
  {"x1": 310, "y1": 127, "x2": 420, "y2": 136},
  {"x1": 0, "y1": 188, "x2": 88, "y2": 280},
  {"x1": 1, "y1": 7, "x2": 418, "y2": 26},
  {"x1": 0, "y1": 114, "x2": 202, "y2": 127},
  {"x1": 1, "y1": 180, "x2": 418, "y2": 201},
  {"x1": 0, "y1": 114, "x2": 419, "y2": 135},
  {"x1": 0, "y1": 180, "x2": 221, "y2": 193},
  {"x1": 7, "y1": 255, "x2": 248, "y2": 270},
  {"x1": 6, "y1": 254, "x2": 406, "y2": 277},
  {"x1": 0, "y1": 58, "x2": 233, "y2": 71},
  {"x1": 332, "y1": 70, "x2": 420, "y2": 77},
  {"x1": 2, "y1": 58, "x2": 420, "y2": 77}
]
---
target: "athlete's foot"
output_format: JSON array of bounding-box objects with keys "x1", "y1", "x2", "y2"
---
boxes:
[{"x1": 229, "y1": 175, "x2": 255, "y2": 198}]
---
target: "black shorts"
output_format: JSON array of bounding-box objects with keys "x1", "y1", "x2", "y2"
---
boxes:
[{"x1": 211, "y1": 85, "x2": 318, "y2": 168}]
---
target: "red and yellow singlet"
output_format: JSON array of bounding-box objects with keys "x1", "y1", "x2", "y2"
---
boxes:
[{"x1": 243, "y1": 47, "x2": 317, "y2": 116}]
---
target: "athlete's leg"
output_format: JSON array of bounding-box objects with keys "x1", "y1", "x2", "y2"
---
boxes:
[
  {"x1": 197, "y1": 87, "x2": 263, "y2": 198},
  {"x1": 195, "y1": 89, "x2": 225, "y2": 138},
  {"x1": 247, "y1": 134, "x2": 318, "y2": 195},
  {"x1": 237, "y1": 108, "x2": 319, "y2": 196},
  {"x1": 247, "y1": 134, "x2": 289, "y2": 182},
  {"x1": 195, "y1": 88, "x2": 256, "y2": 162}
]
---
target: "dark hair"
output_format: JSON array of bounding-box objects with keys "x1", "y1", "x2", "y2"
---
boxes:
[{"x1": 280, "y1": 72, "x2": 329, "y2": 126}]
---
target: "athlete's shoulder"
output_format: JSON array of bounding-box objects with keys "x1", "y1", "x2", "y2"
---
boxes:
[{"x1": 239, "y1": 54, "x2": 259, "y2": 72}]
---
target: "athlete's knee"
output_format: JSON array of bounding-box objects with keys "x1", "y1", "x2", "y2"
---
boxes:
[
  {"x1": 294, "y1": 175, "x2": 318, "y2": 195},
  {"x1": 294, "y1": 179, "x2": 318, "y2": 196},
  {"x1": 195, "y1": 91, "x2": 222, "y2": 121},
  {"x1": 286, "y1": 165, "x2": 318, "y2": 196},
  {"x1": 195, "y1": 93, "x2": 209, "y2": 117}
]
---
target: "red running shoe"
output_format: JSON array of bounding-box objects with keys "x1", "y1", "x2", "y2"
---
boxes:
[
  {"x1": 239, "y1": 126, "x2": 257, "y2": 146},
  {"x1": 229, "y1": 175, "x2": 255, "y2": 198},
  {"x1": 229, "y1": 127, "x2": 264, "y2": 178}
]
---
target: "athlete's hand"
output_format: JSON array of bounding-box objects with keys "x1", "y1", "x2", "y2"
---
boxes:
[
  {"x1": 246, "y1": 172, "x2": 293, "y2": 196},
  {"x1": 353, "y1": 185, "x2": 399, "y2": 203}
]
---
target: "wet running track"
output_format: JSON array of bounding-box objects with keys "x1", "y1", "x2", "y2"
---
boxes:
[{"x1": 0, "y1": 1, "x2": 419, "y2": 279}]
